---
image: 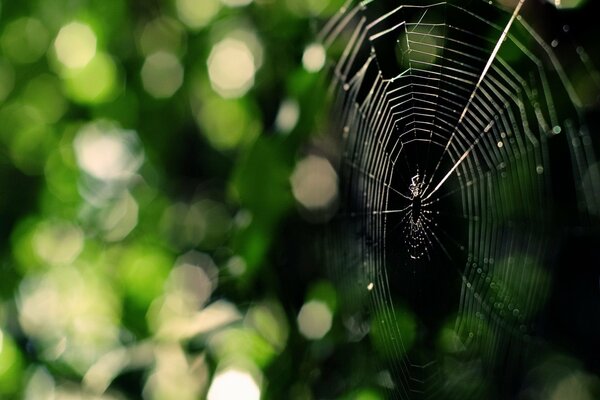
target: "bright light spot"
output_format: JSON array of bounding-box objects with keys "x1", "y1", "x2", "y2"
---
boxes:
[
  {"x1": 176, "y1": 0, "x2": 221, "y2": 29},
  {"x1": 18, "y1": 265, "x2": 121, "y2": 373},
  {"x1": 61, "y1": 52, "x2": 118, "y2": 104},
  {"x1": 367, "y1": 282, "x2": 374, "y2": 291},
  {"x1": 291, "y1": 155, "x2": 338, "y2": 210},
  {"x1": 148, "y1": 252, "x2": 233, "y2": 340},
  {"x1": 221, "y1": 0, "x2": 253, "y2": 7},
  {"x1": 302, "y1": 43, "x2": 326, "y2": 72},
  {"x1": 275, "y1": 98, "x2": 300, "y2": 134},
  {"x1": 549, "y1": 0, "x2": 587, "y2": 9},
  {"x1": 24, "y1": 367, "x2": 55, "y2": 400},
  {"x1": 207, "y1": 368, "x2": 261, "y2": 400},
  {"x1": 550, "y1": 372, "x2": 597, "y2": 400},
  {"x1": 141, "y1": 51, "x2": 184, "y2": 98},
  {"x1": 192, "y1": 301, "x2": 242, "y2": 334},
  {"x1": 297, "y1": 300, "x2": 332, "y2": 340},
  {"x1": 168, "y1": 251, "x2": 218, "y2": 308},
  {"x1": 152, "y1": 299, "x2": 241, "y2": 340},
  {"x1": 144, "y1": 345, "x2": 207, "y2": 400},
  {"x1": 55, "y1": 387, "x2": 125, "y2": 400},
  {"x1": 33, "y1": 221, "x2": 84, "y2": 265},
  {"x1": 208, "y1": 38, "x2": 256, "y2": 98},
  {"x1": 227, "y1": 255, "x2": 247, "y2": 276},
  {"x1": 83, "y1": 347, "x2": 128, "y2": 394},
  {"x1": 54, "y1": 22, "x2": 97, "y2": 68},
  {"x1": 497, "y1": 141, "x2": 504, "y2": 148},
  {"x1": 230, "y1": 30, "x2": 264, "y2": 68},
  {"x1": 74, "y1": 122, "x2": 143, "y2": 182}
]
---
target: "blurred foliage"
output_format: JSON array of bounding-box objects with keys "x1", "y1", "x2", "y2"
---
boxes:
[
  {"x1": 0, "y1": 0, "x2": 598, "y2": 399},
  {"x1": 0, "y1": 0, "x2": 342, "y2": 398}
]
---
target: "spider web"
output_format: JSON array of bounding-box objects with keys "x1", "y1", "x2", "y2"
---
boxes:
[{"x1": 318, "y1": 0, "x2": 600, "y2": 398}]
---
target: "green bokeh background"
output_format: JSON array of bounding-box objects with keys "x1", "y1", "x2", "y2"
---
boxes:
[
  {"x1": 0, "y1": 0, "x2": 362, "y2": 398},
  {"x1": 0, "y1": 0, "x2": 599, "y2": 399}
]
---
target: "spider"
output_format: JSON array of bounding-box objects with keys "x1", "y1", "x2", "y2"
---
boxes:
[{"x1": 409, "y1": 174, "x2": 424, "y2": 199}]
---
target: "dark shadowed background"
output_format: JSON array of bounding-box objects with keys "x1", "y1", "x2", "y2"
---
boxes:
[{"x1": 0, "y1": 0, "x2": 598, "y2": 399}]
